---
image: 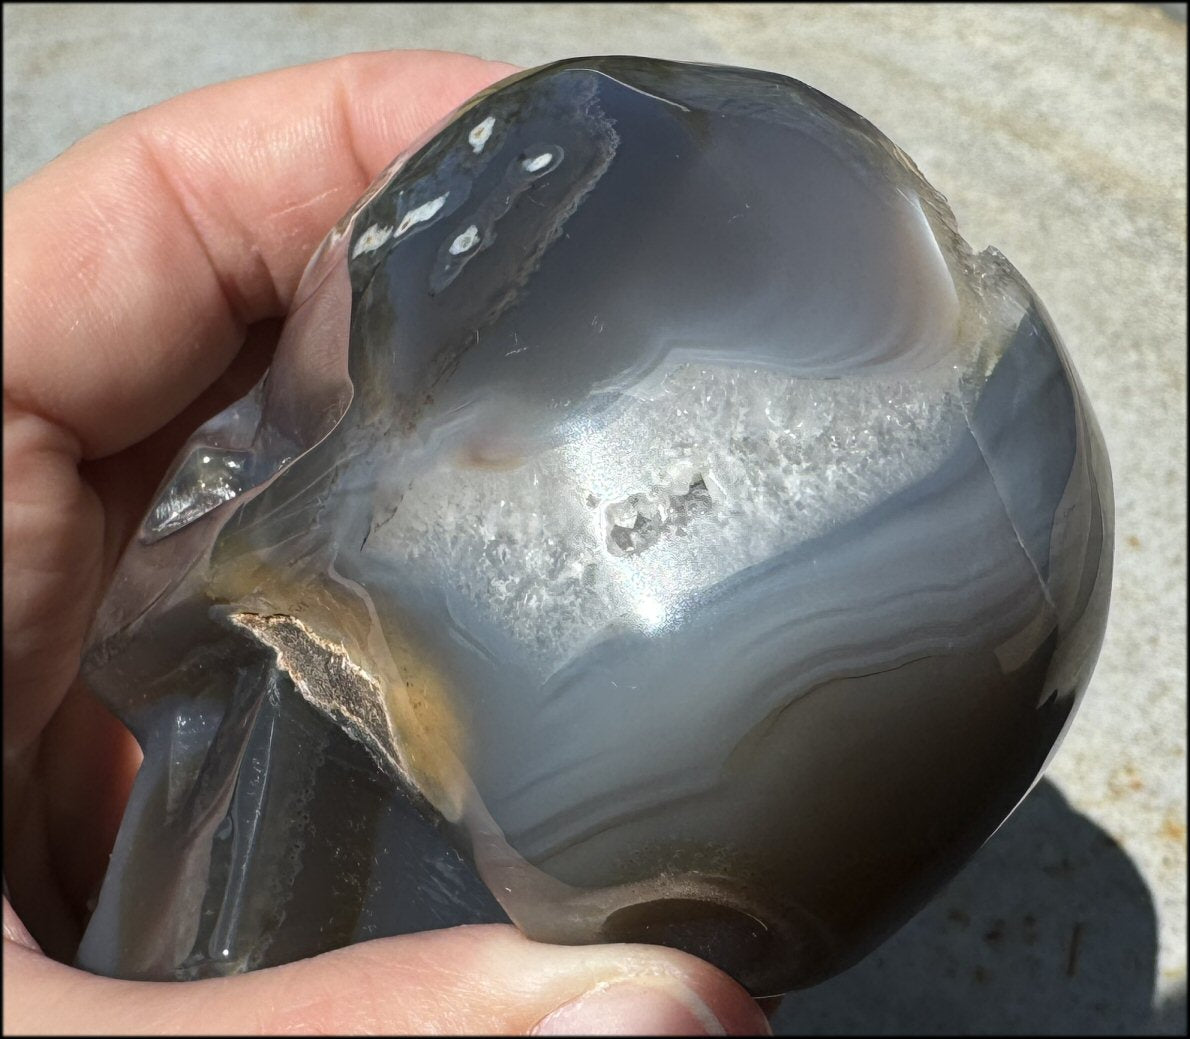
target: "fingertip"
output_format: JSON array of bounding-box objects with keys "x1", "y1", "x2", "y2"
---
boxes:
[
  {"x1": 530, "y1": 976, "x2": 773, "y2": 1036},
  {"x1": 207, "y1": 925, "x2": 773, "y2": 1035},
  {"x1": 650, "y1": 954, "x2": 774, "y2": 1037},
  {"x1": 439, "y1": 926, "x2": 773, "y2": 1036}
]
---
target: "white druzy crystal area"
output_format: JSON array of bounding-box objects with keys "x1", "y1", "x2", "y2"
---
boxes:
[{"x1": 374, "y1": 358, "x2": 971, "y2": 675}]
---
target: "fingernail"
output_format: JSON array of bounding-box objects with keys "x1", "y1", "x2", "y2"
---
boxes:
[{"x1": 531, "y1": 977, "x2": 769, "y2": 1036}]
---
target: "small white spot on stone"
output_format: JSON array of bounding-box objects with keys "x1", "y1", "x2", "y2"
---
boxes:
[
  {"x1": 523, "y1": 152, "x2": 554, "y2": 173},
  {"x1": 634, "y1": 592, "x2": 666, "y2": 629},
  {"x1": 468, "y1": 116, "x2": 495, "y2": 153},
  {"x1": 449, "y1": 225, "x2": 481, "y2": 255},
  {"x1": 200, "y1": 455, "x2": 211, "y2": 464},
  {"x1": 395, "y1": 194, "x2": 449, "y2": 237},
  {"x1": 351, "y1": 223, "x2": 394, "y2": 258}
]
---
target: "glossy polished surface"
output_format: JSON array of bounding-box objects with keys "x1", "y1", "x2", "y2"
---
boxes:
[{"x1": 77, "y1": 57, "x2": 1113, "y2": 996}]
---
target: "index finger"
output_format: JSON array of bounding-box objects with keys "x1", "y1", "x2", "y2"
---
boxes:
[{"x1": 2, "y1": 50, "x2": 517, "y2": 459}]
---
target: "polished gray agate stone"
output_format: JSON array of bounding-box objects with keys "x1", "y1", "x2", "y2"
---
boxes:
[{"x1": 77, "y1": 57, "x2": 1113, "y2": 996}]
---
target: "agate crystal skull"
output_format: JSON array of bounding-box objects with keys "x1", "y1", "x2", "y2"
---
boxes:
[{"x1": 77, "y1": 57, "x2": 1113, "y2": 996}]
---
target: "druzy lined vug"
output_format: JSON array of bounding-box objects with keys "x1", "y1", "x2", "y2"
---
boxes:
[{"x1": 77, "y1": 57, "x2": 1113, "y2": 995}]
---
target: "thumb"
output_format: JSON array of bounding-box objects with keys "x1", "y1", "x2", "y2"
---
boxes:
[{"x1": 3, "y1": 918, "x2": 772, "y2": 1035}]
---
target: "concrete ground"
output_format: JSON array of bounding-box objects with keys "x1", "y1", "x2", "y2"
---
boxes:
[{"x1": 4, "y1": 3, "x2": 1186, "y2": 1034}]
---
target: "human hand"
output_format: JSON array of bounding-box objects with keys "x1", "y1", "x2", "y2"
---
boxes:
[{"x1": 2, "y1": 50, "x2": 773, "y2": 1035}]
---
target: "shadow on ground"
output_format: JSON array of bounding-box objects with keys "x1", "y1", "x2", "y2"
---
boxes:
[{"x1": 772, "y1": 779, "x2": 1172, "y2": 1035}]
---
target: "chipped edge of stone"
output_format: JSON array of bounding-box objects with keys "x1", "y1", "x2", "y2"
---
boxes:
[{"x1": 226, "y1": 611, "x2": 405, "y2": 783}]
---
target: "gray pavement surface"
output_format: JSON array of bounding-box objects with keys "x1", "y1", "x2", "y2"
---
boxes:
[{"x1": 4, "y1": 3, "x2": 1186, "y2": 1034}]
